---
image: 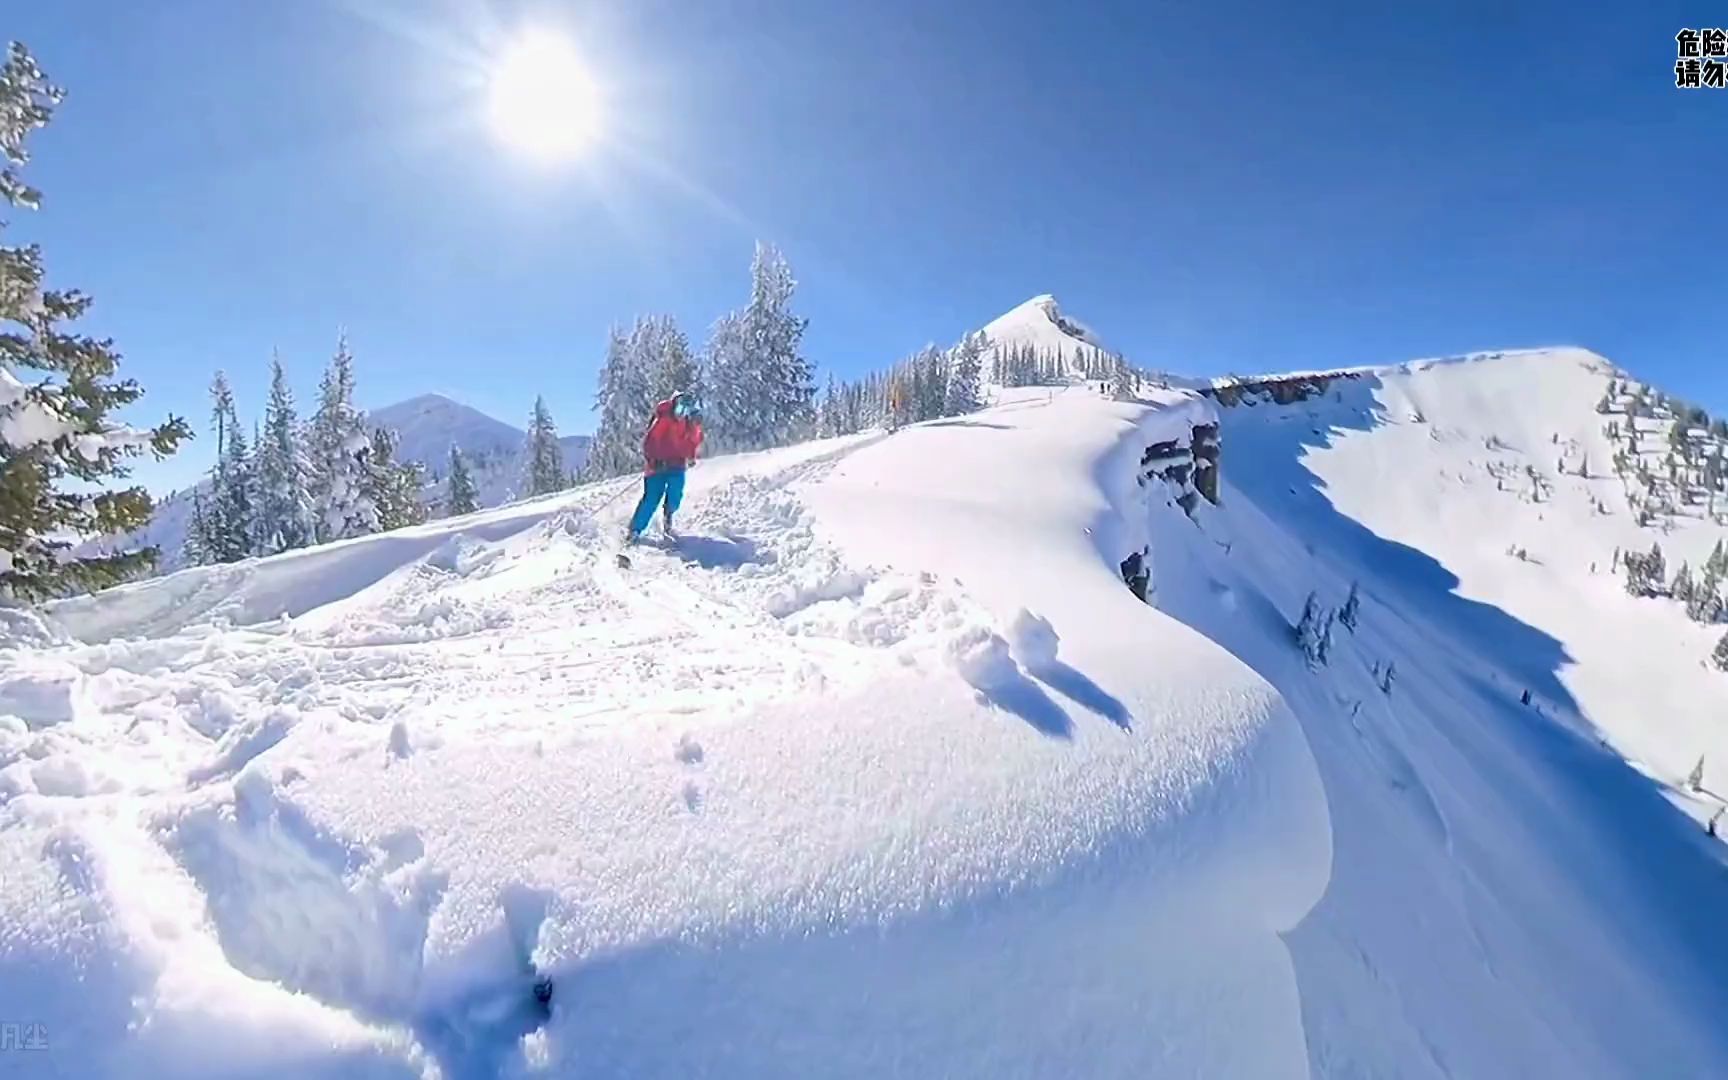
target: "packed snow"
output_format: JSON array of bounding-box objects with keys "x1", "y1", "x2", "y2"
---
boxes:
[{"x1": 4, "y1": 345, "x2": 1728, "y2": 1077}]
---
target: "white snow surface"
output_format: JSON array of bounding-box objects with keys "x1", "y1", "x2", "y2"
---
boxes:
[
  {"x1": 6, "y1": 350, "x2": 1728, "y2": 1077},
  {"x1": 1, "y1": 385, "x2": 1329, "y2": 1078}
]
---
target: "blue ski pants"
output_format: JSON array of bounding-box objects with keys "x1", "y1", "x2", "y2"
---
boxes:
[{"x1": 629, "y1": 468, "x2": 686, "y2": 536}]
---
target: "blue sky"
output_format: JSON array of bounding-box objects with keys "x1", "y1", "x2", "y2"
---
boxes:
[{"x1": 10, "y1": 1, "x2": 1727, "y2": 491}]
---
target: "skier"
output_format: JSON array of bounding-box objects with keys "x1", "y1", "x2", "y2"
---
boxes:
[{"x1": 627, "y1": 391, "x2": 703, "y2": 543}]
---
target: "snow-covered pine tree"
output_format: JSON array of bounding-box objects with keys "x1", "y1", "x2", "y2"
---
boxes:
[
  {"x1": 640, "y1": 314, "x2": 700, "y2": 405},
  {"x1": 183, "y1": 489, "x2": 211, "y2": 567},
  {"x1": 818, "y1": 375, "x2": 841, "y2": 437},
  {"x1": 1671, "y1": 562, "x2": 1696, "y2": 607},
  {"x1": 911, "y1": 344, "x2": 946, "y2": 422},
  {"x1": 446, "y1": 445, "x2": 478, "y2": 516},
  {"x1": 1111, "y1": 355, "x2": 1136, "y2": 400},
  {"x1": 1688, "y1": 558, "x2": 1723, "y2": 624},
  {"x1": 306, "y1": 334, "x2": 375, "y2": 542},
  {"x1": 703, "y1": 308, "x2": 749, "y2": 450},
  {"x1": 253, "y1": 353, "x2": 311, "y2": 554},
  {"x1": 525, "y1": 395, "x2": 566, "y2": 496},
  {"x1": 945, "y1": 332, "x2": 984, "y2": 416},
  {"x1": 364, "y1": 427, "x2": 424, "y2": 531},
  {"x1": 741, "y1": 242, "x2": 814, "y2": 449},
  {"x1": 0, "y1": 44, "x2": 190, "y2": 597},
  {"x1": 1315, "y1": 608, "x2": 1336, "y2": 667},
  {"x1": 1714, "y1": 630, "x2": 1728, "y2": 672},
  {"x1": 585, "y1": 324, "x2": 653, "y2": 480},
  {"x1": 1338, "y1": 581, "x2": 1361, "y2": 632},
  {"x1": 204, "y1": 371, "x2": 254, "y2": 563},
  {"x1": 1294, "y1": 592, "x2": 1329, "y2": 668}
]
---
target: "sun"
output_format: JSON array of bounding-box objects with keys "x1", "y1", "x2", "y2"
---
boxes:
[{"x1": 487, "y1": 31, "x2": 601, "y2": 160}]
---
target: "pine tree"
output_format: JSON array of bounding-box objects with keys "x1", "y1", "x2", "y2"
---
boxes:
[
  {"x1": 641, "y1": 314, "x2": 700, "y2": 405},
  {"x1": 1339, "y1": 582, "x2": 1361, "y2": 632},
  {"x1": 709, "y1": 242, "x2": 813, "y2": 451},
  {"x1": 584, "y1": 325, "x2": 651, "y2": 481},
  {"x1": 945, "y1": 332, "x2": 984, "y2": 416},
  {"x1": 204, "y1": 371, "x2": 254, "y2": 563},
  {"x1": 183, "y1": 489, "x2": 211, "y2": 567},
  {"x1": 1671, "y1": 562, "x2": 1695, "y2": 607},
  {"x1": 1111, "y1": 356, "x2": 1136, "y2": 399},
  {"x1": 525, "y1": 396, "x2": 566, "y2": 496},
  {"x1": 1714, "y1": 631, "x2": 1728, "y2": 672},
  {"x1": 702, "y1": 311, "x2": 749, "y2": 450},
  {"x1": 253, "y1": 352, "x2": 311, "y2": 554},
  {"x1": 1689, "y1": 558, "x2": 1723, "y2": 624},
  {"x1": 1294, "y1": 592, "x2": 1330, "y2": 668},
  {"x1": 306, "y1": 334, "x2": 374, "y2": 542},
  {"x1": 907, "y1": 344, "x2": 946, "y2": 422},
  {"x1": 818, "y1": 375, "x2": 842, "y2": 437},
  {"x1": 446, "y1": 445, "x2": 479, "y2": 516},
  {"x1": 0, "y1": 44, "x2": 190, "y2": 597},
  {"x1": 364, "y1": 427, "x2": 424, "y2": 531}
]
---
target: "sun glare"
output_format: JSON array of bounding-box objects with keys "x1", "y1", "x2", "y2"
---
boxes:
[{"x1": 487, "y1": 31, "x2": 600, "y2": 160}]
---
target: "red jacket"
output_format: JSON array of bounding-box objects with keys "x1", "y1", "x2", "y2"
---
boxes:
[{"x1": 642, "y1": 399, "x2": 703, "y2": 473}]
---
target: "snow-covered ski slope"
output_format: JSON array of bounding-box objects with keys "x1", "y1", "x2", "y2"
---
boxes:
[
  {"x1": 0, "y1": 385, "x2": 1328, "y2": 1077},
  {"x1": 4, "y1": 348, "x2": 1728, "y2": 1078}
]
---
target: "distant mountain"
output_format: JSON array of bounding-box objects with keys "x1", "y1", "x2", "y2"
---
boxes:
[
  {"x1": 84, "y1": 394, "x2": 593, "y2": 577},
  {"x1": 368, "y1": 394, "x2": 592, "y2": 510},
  {"x1": 369, "y1": 394, "x2": 526, "y2": 475}
]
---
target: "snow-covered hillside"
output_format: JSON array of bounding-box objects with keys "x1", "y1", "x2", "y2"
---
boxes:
[
  {"x1": 1156, "y1": 348, "x2": 1728, "y2": 1075},
  {"x1": 1, "y1": 385, "x2": 1331, "y2": 1077},
  {"x1": 3, "y1": 348, "x2": 1727, "y2": 1077}
]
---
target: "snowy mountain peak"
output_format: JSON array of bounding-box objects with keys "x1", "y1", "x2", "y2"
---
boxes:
[{"x1": 979, "y1": 294, "x2": 1111, "y2": 357}]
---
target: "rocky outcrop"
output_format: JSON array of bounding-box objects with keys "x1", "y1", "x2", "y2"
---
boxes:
[
  {"x1": 1137, "y1": 419, "x2": 1220, "y2": 517},
  {"x1": 1203, "y1": 371, "x2": 1365, "y2": 408}
]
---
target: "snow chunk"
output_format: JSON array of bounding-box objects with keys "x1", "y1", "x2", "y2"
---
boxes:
[
  {"x1": 0, "y1": 658, "x2": 88, "y2": 729},
  {"x1": 1006, "y1": 608, "x2": 1060, "y2": 670},
  {"x1": 945, "y1": 624, "x2": 1021, "y2": 691}
]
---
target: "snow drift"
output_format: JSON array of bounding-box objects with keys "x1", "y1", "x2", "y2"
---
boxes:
[{"x1": 0, "y1": 385, "x2": 1329, "y2": 1077}]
